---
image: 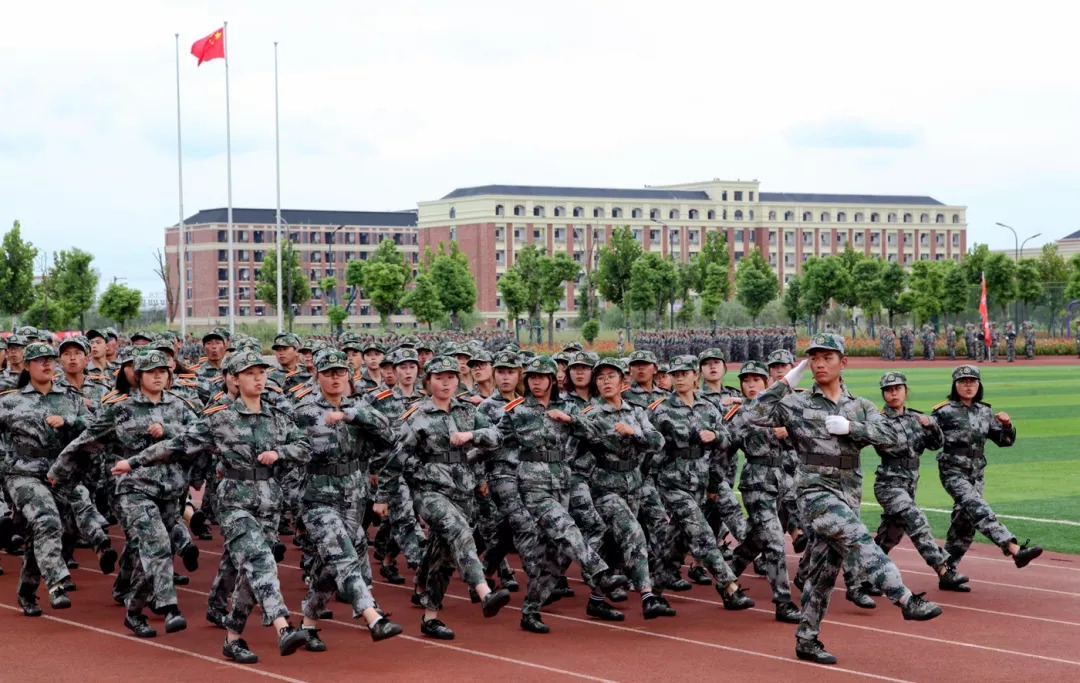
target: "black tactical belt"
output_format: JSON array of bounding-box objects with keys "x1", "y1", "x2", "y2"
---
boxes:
[
  {"x1": 803, "y1": 453, "x2": 859, "y2": 469},
  {"x1": 309, "y1": 459, "x2": 365, "y2": 476},
  {"x1": 21, "y1": 447, "x2": 54, "y2": 460},
  {"x1": 671, "y1": 446, "x2": 706, "y2": 460},
  {"x1": 946, "y1": 446, "x2": 984, "y2": 459},
  {"x1": 520, "y1": 450, "x2": 563, "y2": 463},
  {"x1": 746, "y1": 455, "x2": 783, "y2": 467},
  {"x1": 222, "y1": 466, "x2": 274, "y2": 481},
  {"x1": 882, "y1": 457, "x2": 920, "y2": 469},
  {"x1": 423, "y1": 449, "x2": 468, "y2": 465},
  {"x1": 596, "y1": 458, "x2": 636, "y2": 472}
]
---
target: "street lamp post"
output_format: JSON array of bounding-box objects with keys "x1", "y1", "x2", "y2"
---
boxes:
[{"x1": 995, "y1": 222, "x2": 1041, "y2": 322}]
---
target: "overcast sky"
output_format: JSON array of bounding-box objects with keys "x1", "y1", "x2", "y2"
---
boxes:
[{"x1": 2, "y1": 0, "x2": 1077, "y2": 295}]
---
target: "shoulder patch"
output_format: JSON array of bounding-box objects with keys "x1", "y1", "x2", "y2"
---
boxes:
[
  {"x1": 504, "y1": 397, "x2": 525, "y2": 412},
  {"x1": 931, "y1": 400, "x2": 949, "y2": 411},
  {"x1": 880, "y1": 408, "x2": 886, "y2": 414},
  {"x1": 581, "y1": 405, "x2": 595, "y2": 414},
  {"x1": 374, "y1": 389, "x2": 393, "y2": 401},
  {"x1": 980, "y1": 401, "x2": 991, "y2": 408},
  {"x1": 294, "y1": 387, "x2": 313, "y2": 401},
  {"x1": 203, "y1": 404, "x2": 229, "y2": 416},
  {"x1": 400, "y1": 405, "x2": 420, "y2": 421},
  {"x1": 178, "y1": 373, "x2": 197, "y2": 379},
  {"x1": 211, "y1": 391, "x2": 225, "y2": 401},
  {"x1": 793, "y1": 387, "x2": 807, "y2": 393},
  {"x1": 723, "y1": 404, "x2": 741, "y2": 421},
  {"x1": 198, "y1": 356, "x2": 208, "y2": 363},
  {"x1": 366, "y1": 386, "x2": 381, "y2": 393},
  {"x1": 288, "y1": 383, "x2": 307, "y2": 393},
  {"x1": 101, "y1": 389, "x2": 118, "y2": 402},
  {"x1": 266, "y1": 385, "x2": 283, "y2": 393},
  {"x1": 0, "y1": 388, "x2": 18, "y2": 396},
  {"x1": 285, "y1": 369, "x2": 300, "y2": 378},
  {"x1": 620, "y1": 384, "x2": 631, "y2": 392},
  {"x1": 647, "y1": 398, "x2": 665, "y2": 411},
  {"x1": 177, "y1": 378, "x2": 198, "y2": 387},
  {"x1": 168, "y1": 391, "x2": 197, "y2": 412},
  {"x1": 105, "y1": 393, "x2": 129, "y2": 405}
]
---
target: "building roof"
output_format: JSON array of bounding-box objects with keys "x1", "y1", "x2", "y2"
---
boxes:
[
  {"x1": 180, "y1": 208, "x2": 418, "y2": 228},
  {"x1": 1062, "y1": 229, "x2": 1080, "y2": 240},
  {"x1": 758, "y1": 192, "x2": 943, "y2": 206}
]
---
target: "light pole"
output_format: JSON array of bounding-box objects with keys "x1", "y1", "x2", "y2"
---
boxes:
[{"x1": 995, "y1": 222, "x2": 1041, "y2": 322}]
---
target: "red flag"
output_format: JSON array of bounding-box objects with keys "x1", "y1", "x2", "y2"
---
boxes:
[
  {"x1": 191, "y1": 27, "x2": 225, "y2": 65},
  {"x1": 978, "y1": 271, "x2": 991, "y2": 346}
]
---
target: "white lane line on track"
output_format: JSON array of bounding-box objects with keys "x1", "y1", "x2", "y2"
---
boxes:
[
  {"x1": 0, "y1": 603, "x2": 309, "y2": 683},
  {"x1": 857, "y1": 501, "x2": 1080, "y2": 527},
  {"x1": 886, "y1": 546, "x2": 1080, "y2": 574}
]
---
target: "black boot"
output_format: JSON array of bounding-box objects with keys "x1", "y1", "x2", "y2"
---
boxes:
[
  {"x1": 719, "y1": 585, "x2": 755, "y2": 610},
  {"x1": 607, "y1": 587, "x2": 628, "y2": 602},
  {"x1": 792, "y1": 533, "x2": 808, "y2": 553},
  {"x1": 278, "y1": 624, "x2": 308, "y2": 656},
  {"x1": 223, "y1": 637, "x2": 258, "y2": 664},
  {"x1": 164, "y1": 611, "x2": 187, "y2": 634},
  {"x1": 901, "y1": 592, "x2": 943, "y2": 621},
  {"x1": 481, "y1": 588, "x2": 512, "y2": 618},
  {"x1": 596, "y1": 570, "x2": 629, "y2": 594},
  {"x1": 172, "y1": 572, "x2": 189, "y2": 586},
  {"x1": 124, "y1": 612, "x2": 157, "y2": 638},
  {"x1": 775, "y1": 601, "x2": 801, "y2": 623},
  {"x1": 420, "y1": 616, "x2": 455, "y2": 640},
  {"x1": 753, "y1": 557, "x2": 768, "y2": 576},
  {"x1": 303, "y1": 627, "x2": 327, "y2": 652},
  {"x1": 554, "y1": 575, "x2": 575, "y2": 599},
  {"x1": 190, "y1": 509, "x2": 208, "y2": 537},
  {"x1": 18, "y1": 592, "x2": 42, "y2": 617},
  {"x1": 687, "y1": 565, "x2": 712, "y2": 586},
  {"x1": 1013, "y1": 540, "x2": 1043, "y2": 568},
  {"x1": 206, "y1": 607, "x2": 228, "y2": 629},
  {"x1": 795, "y1": 637, "x2": 837, "y2": 665},
  {"x1": 98, "y1": 545, "x2": 118, "y2": 575},
  {"x1": 49, "y1": 586, "x2": 71, "y2": 609},
  {"x1": 845, "y1": 587, "x2": 876, "y2": 609},
  {"x1": 938, "y1": 567, "x2": 970, "y2": 592},
  {"x1": 642, "y1": 595, "x2": 676, "y2": 619},
  {"x1": 520, "y1": 612, "x2": 550, "y2": 634},
  {"x1": 586, "y1": 598, "x2": 625, "y2": 621},
  {"x1": 667, "y1": 577, "x2": 693, "y2": 592},
  {"x1": 380, "y1": 563, "x2": 405, "y2": 585},
  {"x1": 369, "y1": 617, "x2": 403, "y2": 642},
  {"x1": 181, "y1": 545, "x2": 200, "y2": 572}
]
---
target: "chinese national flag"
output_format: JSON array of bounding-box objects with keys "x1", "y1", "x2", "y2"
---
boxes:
[
  {"x1": 191, "y1": 27, "x2": 225, "y2": 65},
  {"x1": 979, "y1": 271, "x2": 992, "y2": 346}
]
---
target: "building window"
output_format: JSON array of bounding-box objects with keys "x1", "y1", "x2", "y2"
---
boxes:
[
  {"x1": 722, "y1": 209, "x2": 728, "y2": 220},
  {"x1": 919, "y1": 213, "x2": 929, "y2": 223},
  {"x1": 217, "y1": 286, "x2": 228, "y2": 298},
  {"x1": 749, "y1": 210, "x2": 754, "y2": 220},
  {"x1": 533, "y1": 206, "x2": 545, "y2": 217},
  {"x1": 837, "y1": 232, "x2": 847, "y2": 246},
  {"x1": 495, "y1": 228, "x2": 504, "y2": 241},
  {"x1": 721, "y1": 191, "x2": 728, "y2": 201},
  {"x1": 449, "y1": 227, "x2": 456, "y2": 241},
  {"x1": 253, "y1": 230, "x2": 265, "y2": 244},
  {"x1": 237, "y1": 230, "x2": 248, "y2": 242},
  {"x1": 821, "y1": 232, "x2": 831, "y2": 247},
  {"x1": 449, "y1": 207, "x2": 456, "y2": 219},
  {"x1": 802, "y1": 232, "x2": 813, "y2": 246},
  {"x1": 837, "y1": 212, "x2": 846, "y2": 222},
  {"x1": 238, "y1": 268, "x2": 251, "y2": 281},
  {"x1": 854, "y1": 232, "x2": 864, "y2": 246},
  {"x1": 669, "y1": 209, "x2": 679, "y2": 220},
  {"x1": 573, "y1": 228, "x2": 583, "y2": 243},
  {"x1": 749, "y1": 191, "x2": 755, "y2": 201},
  {"x1": 218, "y1": 249, "x2": 227, "y2": 261},
  {"x1": 554, "y1": 206, "x2": 565, "y2": 217},
  {"x1": 870, "y1": 213, "x2": 880, "y2": 223},
  {"x1": 217, "y1": 268, "x2": 227, "y2": 281},
  {"x1": 734, "y1": 191, "x2": 743, "y2": 201},
  {"x1": 631, "y1": 208, "x2": 642, "y2": 218},
  {"x1": 952, "y1": 214, "x2": 960, "y2": 224},
  {"x1": 888, "y1": 213, "x2": 897, "y2": 223},
  {"x1": 514, "y1": 205, "x2": 525, "y2": 216},
  {"x1": 236, "y1": 249, "x2": 248, "y2": 260},
  {"x1": 554, "y1": 228, "x2": 564, "y2": 240},
  {"x1": 688, "y1": 209, "x2": 699, "y2": 219},
  {"x1": 871, "y1": 232, "x2": 881, "y2": 247},
  {"x1": 218, "y1": 306, "x2": 227, "y2": 317},
  {"x1": 650, "y1": 208, "x2": 660, "y2": 220},
  {"x1": 887, "y1": 233, "x2": 897, "y2": 246},
  {"x1": 784, "y1": 231, "x2": 794, "y2": 247},
  {"x1": 784, "y1": 211, "x2": 794, "y2": 221},
  {"x1": 768, "y1": 210, "x2": 776, "y2": 221},
  {"x1": 669, "y1": 230, "x2": 681, "y2": 245},
  {"x1": 734, "y1": 210, "x2": 743, "y2": 220},
  {"x1": 573, "y1": 206, "x2": 584, "y2": 217},
  {"x1": 854, "y1": 213, "x2": 863, "y2": 222},
  {"x1": 495, "y1": 250, "x2": 505, "y2": 264},
  {"x1": 513, "y1": 228, "x2": 523, "y2": 241},
  {"x1": 217, "y1": 229, "x2": 227, "y2": 242},
  {"x1": 238, "y1": 305, "x2": 249, "y2": 316},
  {"x1": 533, "y1": 228, "x2": 542, "y2": 240},
  {"x1": 802, "y1": 211, "x2": 812, "y2": 222},
  {"x1": 820, "y1": 212, "x2": 830, "y2": 222},
  {"x1": 593, "y1": 208, "x2": 604, "y2": 218},
  {"x1": 934, "y1": 213, "x2": 945, "y2": 223},
  {"x1": 735, "y1": 230, "x2": 744, "y2": 243},
  {"x1": 253, "y1": 250, "x2": 264, "y2": 262},
  {"x1": 495, "y1": 204, "x2": 504, "y2": 216},
  {"x1": 612, "y1": 208, "x2": 623, "y2": 218},
  {"x1": 903, "y1": 213, "x2": 912, "y2": 223},
  {"x1": 708, "y1": 209, "x2": 716, "y2": 220}
]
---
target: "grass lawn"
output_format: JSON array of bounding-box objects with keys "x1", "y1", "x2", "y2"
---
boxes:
[{"x1": 744, "y1": 364, "x2": 1080, "y2": 554}]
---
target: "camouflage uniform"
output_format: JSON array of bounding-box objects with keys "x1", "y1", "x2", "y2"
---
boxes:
[
  {"x1": 1022, "y1": 322, "x2": 1035, "y2": 360},
  {"x1": 988, "y1": 324, "x2": 1000, "y2": 363},
  {"x1": 622, "y1": 353, "x2": 671, "y2": 570},
  {"x1": 1005, "y1": 323, "x2": 1017, "y2": 362},
  {"x1": 561, "y1": 356, "x2": 607, "y2": 557},
  {"x1": 698, "y1": 379, "x2": 749, "y2": 544},
  {"x1": 946, "y1": 327, "x2": 957, "y2": 361}
]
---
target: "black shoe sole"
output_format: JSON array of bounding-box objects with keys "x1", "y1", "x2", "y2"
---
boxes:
[
  {"x1": 482, "y1": 589, "x2": 512, "y2": 618},
  {"x1": 279, "y1": 631, "x2": 309, "y2": 656},
  {"x1": 165, "y1": 616, "x2": 187, "y2": 634},
  {"x1": 796, "y1": 651, "x2": 837, "y2": 665}
]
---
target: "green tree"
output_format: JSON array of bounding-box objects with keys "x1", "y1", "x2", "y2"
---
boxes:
[
  {"x1": 941, "y1": 260, "x2": 969, "y2": 327},
  {"x1": 627, "y1": 254, "x2": 659, "y2": 328},
  {"x1": 1014, "y1": 258, "x2": 1043, "y2": 322},
  {"x1": 581, "y1": 318, "x2": 600, "y2": 346},
  {"x1": 342, "y1": 259, "x2": 366, "y2": 314},
  {"x1": 651, "y1": 256, "x2": 678, "y2": 329},
  {"x1": 51, "y1": 248, "x2": 99, "y2": 330},
  {"x1": 595, "y1": 227, "x2": 642, "y2": 329},
  {"x1": 852, "y1": 257, "x2": 883, "y2": 337},
  {"x1": 876, "y1": 260, "x2": 909, "y2": 327},
  {"x1": 23, "y1": 297, "x2": 68, "y2": 331},
  {"x1": 835, "y1": 245, "x2": 862, "y2": 336},
  {"x1": 1037, "y1": 244, "x2": 1070, "y2": 334},
  {"x1": 97, "y1": 282, "x2": 142, "y2": 329},
  {"x1": 674, "y1": 260, "x2": 697, "y2": 326},
  {"x1": 256, "y1": 241, "x2": 311, "y2": 327},
  {"x1": 801, "y1": 256, "x2": 852, "y2": 332},
  {"x1": 699, "y1": 262, "x2": 729, "y2": 328},
  {"x1": 539, "y1": 253, "x2": 580, "y2": 345},
  {"x1": 362, "y1": 239, "x2": 411, "y2": 328},
  {"x1": 961, "y1": 243, "x2": 991, "y2": 284},
  {"x1": 327, "y1": 304, "x2": 348, "y2": 329},
  {"x1": 908, "y1": 260, "x2": 945, "y2": 325},
  {"x1": 782, "y1": 276, "x2": 803, "y2": 327},
  {"x1": 401, "y1": 255, "x2": 444, "y2": 330},
  {"x1": 1063, "y1": 254, "x2": 1080, "y2": 310},
  {"x1": 429, "y1": 241, "x2": 476, "y2": 329},
  {"x1": 496, "y1": 267, "x2": 530, "y2": 340},
  {"x1": 694, "y1": 230, "x2": 729, "y2": 299},
  {"x1": 983, "y1": 252, "x2": 1017, "y2": 319},
  {"x1": 0, "y1": 220, "x2": 39, "y2": 325},
  {"x1": 509, "y1": 244, "x2": 546, "y2": 340},
  {"x1": 735, "y1": 247, "x2": 779, "y2": 323},
  {"x1": 575, "y1": 269, "x2": 599, "y2": 326}
]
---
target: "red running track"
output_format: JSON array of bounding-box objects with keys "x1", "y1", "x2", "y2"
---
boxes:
[{"x1": 1, "y1": 530, "x2": 1077, "y2": 682}]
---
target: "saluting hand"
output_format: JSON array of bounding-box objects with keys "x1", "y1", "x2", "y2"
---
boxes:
[
  {"x1": 45, "y1": 415, "x2": 65, "y2": 429},
  {"x1": 450, "y1": 431, "x2": 473, "y2": 446},
  {"x1": 147, "y1": 423, "x2": 164, "y2": 439},
  {"x1": 112, "y1": 460, "x2": 132, "y2": 475},
  {"x1": 326, "y1": 411, "x2": 345, "y2": 426},
  {"x1": 613, "y1": 422, "x2": 635, "y2": 436},
  {"x1": 546, "y1": 409, "x2": 571, "y2": 423},
  {"x1": 995, "y1": 411, "x2": 1011, "y2": 426},
  {"x1": 699, "y1": 430, "x2": 716, "y2": 444},
  {"x1": 257, "y1": 450, "x2": 280, "y2": 465}
]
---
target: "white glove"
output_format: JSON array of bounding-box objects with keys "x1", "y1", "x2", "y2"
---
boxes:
[
  {"x1": 825, "y1": 415, "x2": 851, "y2": 435},
  {"x1": 783, "y1": 359, "x2": 808, "y2": 387}
]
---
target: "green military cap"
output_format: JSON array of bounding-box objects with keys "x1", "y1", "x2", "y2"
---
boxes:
[
  {"x1": 562, "y1": 342, "x2": 584, "y2": 353},
  {"x1": 149, "y1": 336, "x2": 176, "y2": 354},
  {"x1": 552, "y1": 351, "x2": 571, "y2": 364},
  {"x1": 766, "y1": 349, "x2": 795, "y2": 366},
  {"x1": 85, "y1": 328, "x2": 107, "y2": 342},
  {"x1": 398, "y1": 335, "x2": 420, "y2": 349},
  {"x1": 594, "y1": 357, "x2": 628, "y2": 375},
  {"x1": 452, "y1": 343, "x2": 473, "y2": 359},
  {"x1": 667, "y1": 355, "x2": 700, "y2": 373},
  {"x1": 518, "y1": 348, "x2": 537, "y2": 360},
  {"x1": 116, "y1": 346, "x2": 137, "y2": 365},
  {"x1": 17, "y1": 325, "x2": 39, "y2": 339},
  {"x1": 656, "y1": 362, "x2": 670, "y2": 374},
  {"x1": 23, "y1": 342, "x2": 58, "y2": 362},
  {"x1": 272, "y1": 333, "x2": 301, "y2": 350},
  {"x1": 202, "y1": 327, "x2": 229, "y2": 344},
  {"x1": 391, "y1": 347, "x2": 420, "y2": 366},
  {"x1": 130, "y1": 330, "x2": 154, "y2": 343},
  {"x1": 952, "y1": 365, "x2": 981, "y2": 381},
  {"x1": 362, "y1": 340, "x2": 388, "y2": 354},
  {"x1": 492, "y1": 350, "x2": 520, "y2": 369},
  {"x1": 698, "y1": 347, "x2": 726, "y2": 364},
  {"x1": 738, "y1": 360, "x2": 769, "y2": 378},
  {"x1": 467, "y1": 349, "x2": 493, "y2": 365},
  {"x1": 628, "y1": 349, "x2": 658, "y2": 366},
  {"x1": 567, "y1": 351, "x2": 595, "y2": 368},
  {"x1": 105, "y1": 327, "x2": 119, "y2": 340},
  {"x1": 416, "y1": 339, "x2": 435, "y2": 352},
  {"x1": 315, "y1": 349, "x2": 351, "y2": 373},
  {"x1": 435, "y1": 341, "x2": 456, "y2": 356},
  {"x1": 134, "y1": 349, "x2": 171, "y2": 372},
  {"x1": 523, "y1": 355, "x2": 557, "y2": 376},
  {"x1": 231, "y1": 349, "x2": 270, "y2": 374},
  {"x1": 879, "y1": 371, "x2": 907, "y2": 389},
  {"x1": 298, "y1": 337, "x2": 315, "y2": 353},
  {"x1": 424, "y1": 355, "x2": 460, "y2": 376},
  {"x1": 58, "y1": 335, "x2": 90, "y2": 355},
  {"x1": 806, "y1": 332, "x2": 845, "y2": 355}
]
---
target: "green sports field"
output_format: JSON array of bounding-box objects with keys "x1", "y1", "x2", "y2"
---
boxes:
[{"x1": 788, "y1": 364, "x2": 1080, "y2": 554}]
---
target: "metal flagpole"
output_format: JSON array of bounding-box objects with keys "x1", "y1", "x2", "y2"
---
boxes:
[
  {"x1": 274, "y1": 41, "x2": 284, "y2": 333},
  {"x1": 174, "y1": 33, "x2": 187, "y2": 338},
  {"x1": 224, "y1": 20, "x2": 236, "y2": 334}
]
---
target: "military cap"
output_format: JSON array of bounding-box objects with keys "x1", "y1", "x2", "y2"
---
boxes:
[
  {"x1": 698, "y1": 347, "x2": 726, "y2": 364},
  {"x1": 315, "y1": 349, "x2": 351, "y2": 373},
  {"x1": 116, "y1": 346, "x2": 136, "y2": 365},
  {"x1": 656, "y1": 362, "x2": 670, "y2": 374},
  {"x1": 362, "y1": 340, "x2": 388, "y2": 354},
  {"x1": 523, "y1": 355, "x2": 557, "y2": 376},
  {"x1": 952, "y1": 365, "x2": 981, "y2": 381},
  {"x1": 130, "y1": 330, "x2": 155, "y2": 343},
  {"x1": 451, "y1": 343, "x2": 473, "y2": 359},
  {"x1": 58, "y1": 335, "x2": 90, "y2": 355},
  {"x1": 85, "y1": 328, "x2": 107, "y2": 342},
  {"x1": 552, "y1": 351, "x2": 571, "y2": 364},
  {"x1": 23, "y1": 342, "x2": 58, "y2": 362},
  {"x1": 435, "y1": 341, "x2": 457, "y2": 356},
  {"x1": 391, "y1": 347, "x2": 420, "y2": 366},
  {"x1": 398, "y1": 335, "x2": 420, "y2": 349},
  {"x1": 562, "y1": 342, "x2": 584, "y2": 353},
  {"x1": 416, "y1": 338, "x2": 435, "y2": 352},
  {"x1": 737, "y1": 360, "x2": 769, "y2": 378},
  {"x1": 567, "y1": 350, "x2": 595, "y2": 368},
  {"x1": 806, "y1": 332, "x2": 845, "y2": 355},
  {"x1": 518, "y1": 348, "x2": 537, "y2": 360},
  {"x1": 424, "y1": 355, "x2": 460, "y2": 376},
  {"x1": 879, "y1": 371, "x2": 908, "y2": 389},
  {"x1": 594, "y1": 357, "x2": 628, "y2": 375},
  {"x1": 231, "y1": 349, "x2": 270, "y2": 374},
  {"x1": 202, "y1": 327, "x2": 229, "y2": 344},
  {"x1": 17, "y1": 325, "x2": 39, "y2": 339},
  {"x1": 134, "y1": 349, "x2": 171, "y2": 373},
  {"x1": 105, "y1": 327, "x2": 119, "y2": 340},
  {"x1": 628, "y1": 349, "x2": 658, "y2": 366},
  {"x1": 667, "y1": 355, "x2": 700, "y2": 373},
  {"x1": 467, "y1": 349, "x2": 493, "y2": 365},
  {"x1": 272, "y1": 333, "x2": 301, "y2": 350},
  {"x1": 149, "y1": 336, "x2": 176, "y2": 354},
  {"x1": 298, "y1": 337, "x2": 316, "y2": 353},
  {"x1": 492, "y1": 350, "x2": 520, "y2": 369},
  {"x1": 766, "y1": 349, "x2": 795, "y2": 366}
]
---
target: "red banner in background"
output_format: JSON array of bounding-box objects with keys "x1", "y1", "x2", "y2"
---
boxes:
[{"x1": 979, "y1": 271, "x2": 991, "y2": 346}]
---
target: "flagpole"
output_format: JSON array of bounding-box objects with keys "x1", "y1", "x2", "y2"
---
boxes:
[
  {"x1": 274, "y1": 41, "x2": 284, "y2": 333},
  {"x1": 175, "y1": 33, "x2": 187, "y2": 339},
  {"x1": 224, "y1": 20, "x2": 236, "y2": 334}
]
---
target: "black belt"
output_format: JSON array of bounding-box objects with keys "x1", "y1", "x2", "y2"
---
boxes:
[
  {"x1": 422, "y1": 449, "x2": 468, "y2": 465},
  {"x1": 670, "y1": 446, "x2": 706, "y2": 460},
  {"x1": 520, "y1": 450, "x2": 563, "y2": 463},
  {"x1": 803, "y1": 453, "x2": 859, "y2": 469},
  {"x1": 882, "y1": 456, "x2": 920, "y2": 469},
  {"x1": 20, "y1": 447, "x2": 53, "y2": 460},
  {"x1": 309, "y1": 460, "x2": 365, "y2": 476},
  {"x1": 596, "y1": 458, "x2": 636, "y2": 472},
  {"x1": 746, "y1": 455, "x2": 782, "y2": 467},
  {"x1": 945, "y1": 446, "x2": 984, "y2": 459},
  {"x1": 221, "y1": 466, "x2": 274, "y2": 481}
]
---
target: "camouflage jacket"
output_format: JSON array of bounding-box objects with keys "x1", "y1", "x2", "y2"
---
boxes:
[
  {"x1": 192, "y1": 360, "x2": 225, "y2": 383},
  {"x1": 50, "y1": 390, "x2": 198, "y2": 500},
  {"x1": 269, "y1": 365, "x2": 312, "y2": 394},
  {"x1": 931, "y1": 399, "x2": 1015, "y2": 469},
  {"x1": 477, "y1": 392, "x2": 515, "y2": 427},
  {"x1": 873, "y1": 406, "x2": 943, "y2": 477},
  {"x1": 649, "y1": 392, "x2": 728, "y2": 495},
  {"x1": 747, "y1": 381, "x2": 898, "y2": 504},
  {"x1": 364, "y1": 384, "x2": 425, "y2": 422},
  {"x1": 559, "y1": 391, "x2": 598, "y2": 478},
  {"x1": 293, "y1": 388, "x2": 391, "y2": 507},
  {"x1": 55, "y1": 374, "x2": 112, "y2": 412},
  {"x1": 376, "y1": 396, "x2": 501, "y2": 504},
  {"x1": 0, "y1": 382, "x2": 91, "y2": 478},
  {"x1": 699, "y1": 383, "x2": 743, "y2": 414},
  {"x1": 0, "y1": 366, "x2": 23, "y2": 392},
  {"x1": 621, "y1": 381, "x2": 667, "y2": 410},
  {"x1": 351, "y1": 369, "x2": 380, "y2": 394},
  {"x1": 497, "y1": 394, "x2": 581, "y2": 490},
  {"x1": 573, "y1": 399, "x2": 664, "y2": 496},
  {"x1": 723, "y1": 401, "x2": 788, "y2": 493}
]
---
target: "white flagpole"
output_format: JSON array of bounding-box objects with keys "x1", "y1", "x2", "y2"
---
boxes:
[
  {"x1": 174, "y1": 33, "x2": 187, "y2": 338},
  {"x1": 224, "y1": 21, "x2": 236, "y2": 334},
  {"x1": 274, "y1": 41, "x2": 284, "y2": 333}
]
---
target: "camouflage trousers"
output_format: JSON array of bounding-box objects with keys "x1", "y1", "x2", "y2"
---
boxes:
[
  {"x1": 301, "y1": 502, "x2": 377, "y2": 619},
  {"x1": 475, "y1": 485, "x2": 513, "y2": 579},
  {"x1": 939, "y1": 465, "x2": 1015, "y2": 563},
  {"x1": 1025, "y1": 342, "x2": 1035, "y2": 360},
  {"x1": 568, "y1": 475, "x2": 606, "y2": 553},
  {"x1": 386, "y1": 477, "x2": 425, "y2": 568},
  {"x1": 487, "y1": 475, "x2": 554, "y2": 615},
  {"x1": 637, "y1": 476, "x2": 670, "y2": 567},
  {"x1": 217, "y1": 486, "x2": 289, "y2": 634},
  {"x1": 987, "y1": 342, "x2": 998, "y2": 362},
  {"x1": 923, "y1": 343, "x2": 935, "y2": 361},
  {"x1": 795, "y1": 488, "x2": 910, "y2": 641},
  {"x1": 948, "y1": 344, "x2": 956, "y2": 361},
  {"x1": 277, "y1": 467, "x2": 306, "y2": 528},
  {"x1": 874, "y1": 468, "x2": 949, "y2": 569},
  {"x1": 117, "y1": 493, "x2": 181, "y2": 613},
  {"x1": 1006, "y1": 341, "x2": 1016, "y2": 362},
  {"x1": 55, "y1": 483, "x2": 109, "y2": 552},
  {"x1": 415, "y1": 491, "x2": 485, "y2": 611},
  {"x1": 709, "y1": 480, "x2": 748, "y2": 544},
  {"x1": 731, "y1": 465, "x2": 791, "y2": 604},
  {"x1": 5, "y1": 475, "x2": 70, "y2": 595},
  {"x1": 656, "y1": 483, "x2": 737, "y2": 591},
  {"x1": 592, "y1": 486, "x2": 651, "y2": 592}
]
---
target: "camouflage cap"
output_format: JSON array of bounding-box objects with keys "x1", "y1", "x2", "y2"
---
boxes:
[
  {"x1": 452, "y1": 343, "x2": 473, "y2": 359},
  {"x1": 130, "y1": 330, "x2": 155, "y2": 343},
  {"x1": 737, "y1": 360, "x2": 769, "y2": 378},
  {"x1": 492, "y1": 350, "x2": 520, "y2": 369},
  {"x1": 523, "y1": 355, "x2": 557, "y2": 376},
  {"x1": 396, "y1": 335, "x2": 418, "y2": 348},
  {"x1": 467, "y1": 349, "x2": 493, "y2": 365},
  {"x1": 149, "y1": 336, "x2": 176, "y2": 354},
  {"x1": 315, "y1": 349, "x2": 351, "y2": 373},
  {"x1": 952, "y1": 365, "x2": 981, "y2": 381},
  {"x1": 105, "y1": 327, "x2": 120, "y2": 340},
  {"x1": 23, "y1": 342, "x2": 58, "y2": 362},
  {"x1": 879, "y1": 371, "x2": 908, "y2": 389},
  {"x1": 656, "y1": 362, "x2": 670, "y2": 374},
  {"x1": 435, "y1": 341, "x2": 457, "y2": 356},
  {"x1": 85, "y1": 328, "x2": 107, "y2": 341},
  {"x1": 116, "y1": 346, "x2": 137, "y2": 365},
  {"x1": 594, "y1": 357, "x2": 628, "y2": 375},
  {"x1": 340, "y1": 336, "x2": 365, "y2": 352},
  {"x1": 698, "y1": 347, "x2": 726, "y2": 364},
  {"x1": 391, "y1": 347, "x2": 420, "y2": 366},
  {"x1": 58, "y1": 335, "x2": 90, "y2": 355},
  {"x1": 0, "y1": 337, "x2": 6, "y2": 349},
  {"x1": 766, "y1": 349, "x2": 795, "y2": 366},
  {"x1": 667, "y1": 355, "x2": 700, "y2": 373},
  {"x1": 567, "y1": 350, "x2": 595, "y2": 369},
  {"x1": 272, "y1": 332, "x2": 301, "y2": 350},
  {"x1": 424, "y1": 355, "x2": 460, "y2": 377},
  {"x1": 415, "y1": 338, "x2": 435, "y2": 352},
  {"x1": 5, "y1": 334, "x2": 27, "y2": 348},
  {"x1": 628, "y1": 349, "x2": 658, "y2": 366},
  {"x1": 806, "y1": 332, "x2": 845, "y2": 355},
  {"x1": 519, "y1": 348, "x2": 537, "y2": 360},
  {"x1": 562, "y1": 342, "x2": 584, "y2": 353},
  {"x1": 202, "y1": 327, "x2": 229, "y2": 344},
  {"x1": 134, "y1": 349, "x2": 171, "y2": 373},
  {"x1": 17, "y1": 325, "x2": 39, "y2": 338},
  {"x1": 231, "y1": 349, "x2": 270, "y2": 374},
  {"x1": 362, "y1": 340, "x2": 388, "y2": 354},
  {"x1": 298, "y1": 337, "x2": 316, "y2": 353}
]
